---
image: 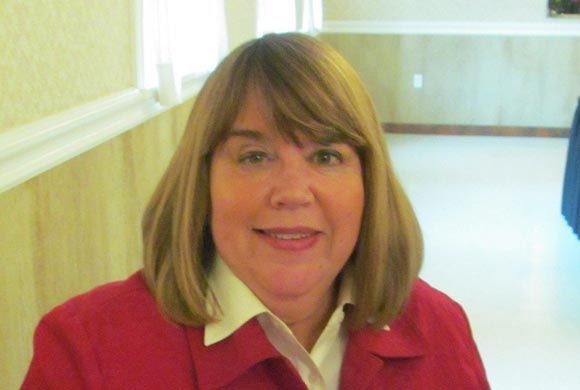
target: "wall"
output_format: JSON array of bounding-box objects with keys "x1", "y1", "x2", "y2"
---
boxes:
[
  {"x1": 321, "y1": 0, "x2": 580, "y2": 129},
  {"x1": 321, "y1": 34, "x2": 580, "y2": 127},
  {"x1": 0, "y1": 1, "x2": 258, "y2": 387},
  {"x1": 225, "y1": 0, "x2": 258, "y2": 50},
  {"x1": 0, "y1": 0, "x2": 135, "y2": 132},
  {"x1": 0, "y1": 0, "x2": 136, "y2": 384},
  {"x1": 0, "y1": 102, "x2": 192, "y2": 387},
  {"x1": 325, "y1": 0, "x2": 552, "y2": 22}
]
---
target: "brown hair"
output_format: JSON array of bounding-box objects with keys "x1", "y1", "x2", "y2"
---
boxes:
[{"x1": 142, "y1": 33, "x2": 423, "y2": 329}]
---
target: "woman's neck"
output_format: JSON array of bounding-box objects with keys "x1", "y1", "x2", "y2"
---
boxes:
[{"x1": 261, "y1": 285, "x2": 338, "y2": 352}]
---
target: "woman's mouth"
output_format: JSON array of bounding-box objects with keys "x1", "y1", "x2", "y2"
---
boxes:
[
  {"x1": 262, "y1": 232, "x2": 313, "y2": 240},
  {"x1": 253, "y1": 227, "x2": 322, "y2": 251}
]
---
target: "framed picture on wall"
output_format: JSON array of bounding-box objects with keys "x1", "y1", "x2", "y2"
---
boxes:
[{"x1": 548, "y1": 0, "x2": 580, "y2": 16}]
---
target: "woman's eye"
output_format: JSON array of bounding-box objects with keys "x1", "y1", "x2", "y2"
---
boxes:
[
  {"x1": 312, "y1": 149, "x2": 343, "y2": 165},
  {"x1": 239, "y1": 151, "x2": 268, "y2": 164}
]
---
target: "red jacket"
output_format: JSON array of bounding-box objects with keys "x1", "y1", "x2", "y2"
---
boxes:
[{"x1": 22, "y1": 272, "x2": 490, "y2": 389}]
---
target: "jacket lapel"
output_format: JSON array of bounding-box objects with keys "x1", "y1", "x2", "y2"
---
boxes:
[
  {"x1": 340, "y1": 312, "x2": 426, "y2": 389},
  {"x1": 186, "y1": 318, "x2": 305, "y2": 389},
  {"x1": 186, "y1": 306, "x2": 426, "y2": 388}
]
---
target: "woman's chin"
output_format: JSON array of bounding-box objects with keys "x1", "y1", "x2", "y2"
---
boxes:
[{"x1": 255, "y1": 271, "x2": 327, "y2": 302}]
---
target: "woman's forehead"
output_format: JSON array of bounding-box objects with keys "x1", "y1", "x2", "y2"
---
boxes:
[
  {"x1": 222, "y1": 83, "x2": 358, "y2": 148},
  {"x1": 226, "y1": 99, "x2": 350, "y2": 147},
  {"x1": 231, "y1": 89, "x2": 271, "y2": 129}
]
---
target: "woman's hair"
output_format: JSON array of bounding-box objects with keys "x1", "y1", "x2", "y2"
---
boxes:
[{"x1": 142, "y1": 33, "x2": 423, "y2": 330}]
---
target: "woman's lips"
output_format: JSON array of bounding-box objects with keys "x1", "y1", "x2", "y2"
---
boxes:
[{"x1": 253, "y1": 227, "x2": 322, "y2": 251}]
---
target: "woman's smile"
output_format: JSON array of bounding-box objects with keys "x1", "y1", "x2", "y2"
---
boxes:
[{"x1": 253, "y1": 227, "x2": 323, "y2": 251}]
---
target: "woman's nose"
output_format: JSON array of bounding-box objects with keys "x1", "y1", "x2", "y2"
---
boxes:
[{"x1": 269, "y1": 158, "x2": 315, "y2": 210}]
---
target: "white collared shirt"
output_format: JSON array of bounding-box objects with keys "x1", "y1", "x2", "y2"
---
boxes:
[{"x1": 205, "y1": 258, "x2": 353, "y2": 389}]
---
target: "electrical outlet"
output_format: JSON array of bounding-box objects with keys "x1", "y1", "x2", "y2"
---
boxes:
[{"x1": 413, "y1": 74, "x2": 423, "y2": 89}]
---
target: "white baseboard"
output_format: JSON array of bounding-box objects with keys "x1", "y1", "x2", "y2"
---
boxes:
[{"x1": 322, "y1": 20, "x2": 580, "y2": 36}]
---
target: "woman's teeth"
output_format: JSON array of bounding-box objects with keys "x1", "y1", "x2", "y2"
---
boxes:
[{"x1": 264, "y1": 232, "x2": 313, "y2": 240}]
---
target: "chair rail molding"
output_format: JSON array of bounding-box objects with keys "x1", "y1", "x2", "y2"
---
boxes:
[
  {"x1": 322, "y1": 20, "x2": 580, "y2": 36},
  {"x1": 0, "y1": 88, "x2": 161, "y2": 193},
  {"x1": 0, "y1": 73, "x2": 207, "y2": 194}
]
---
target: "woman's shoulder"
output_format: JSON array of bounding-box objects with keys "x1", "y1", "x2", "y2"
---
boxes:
[
  {"x1": 42, "y1": 269, "x2": 205, "y2": 348},
  {"x1": 410, "y1": 278, "x2": 465, "y2": 312},
  {"x1": 344, "y1": 279, "x2": 489, "y2": 388},
  {"x1": 36, "y1": 270, "x2": 186, "y2": 355},
  {"x1": 42, "y1": 271, "x2": 157, "y2": 326},
  {"x1": 24, "y1": 271, "x2": 198, "y2": 388},
  {"x1": 401, "y1": 278, "x2": 476, "y2": 343}
]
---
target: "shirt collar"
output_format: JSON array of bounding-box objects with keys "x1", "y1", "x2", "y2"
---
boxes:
[
  {"x1": 204, "y1": 257, "x2": 269, "y2": 346},
  {"x1": 204, "y1": 257, "x2": 355, "y2": 346}
]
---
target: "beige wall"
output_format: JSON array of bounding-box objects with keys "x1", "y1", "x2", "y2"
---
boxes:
[
  {"x1": 0, "y1": 1, "x2": 136, "y2": 385},
  {"x1": 0, "y1": 2, "x2": 260, "y2": 387},
  {"x1": 321, "y1": 34, "x2": 580, "y2": 128},
  {"x1": 225, "y1": 0, "x2": 258, "y2": 50},
  {"x1": 322, "y1": 1, "x2": 580, "y2": 129},
  {"x1": 0, "y1": 99, "x2": 193, "y2": 388},
  {"x1": 324, "y1": 0, "x2": 551, "y2": 22},
  {"x1": 0, "y1": 0, "x2": 135, "y2": 132}
]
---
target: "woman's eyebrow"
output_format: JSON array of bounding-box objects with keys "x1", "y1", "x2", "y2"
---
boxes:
[
  {"x1": 226, "y1": 129, "x2": 266, "y2": 141},
  {"x1": 316, "y1": 135, "x2": 345, "y2": 146},
  {"x1": 224, "y1": 128, "x2": 348, "y2": 147}
]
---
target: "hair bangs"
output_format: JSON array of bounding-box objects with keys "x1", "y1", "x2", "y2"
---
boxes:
[
  {"x1": 247, "y1": 37, "x2": 367, "y2": 150},
  {"x1": 203, "y1": 33, "x2": 368, "y2": 157}
]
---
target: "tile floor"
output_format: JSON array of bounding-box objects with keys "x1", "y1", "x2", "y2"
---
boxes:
[{"x1": 386, "y1": 134, "x2": 580, "y2": 389}]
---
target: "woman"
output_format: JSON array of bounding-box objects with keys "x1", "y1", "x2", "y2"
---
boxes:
[{"x1": 23, "y1": 33, "x2": 489, "y2": 389}]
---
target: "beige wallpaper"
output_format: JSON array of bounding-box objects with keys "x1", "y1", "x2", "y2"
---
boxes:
[
  {"x1": 321, "y1": 34, "x2": 580, "y2": 128},
  {"x1": 0, "y1": 2, "x2": 266, "y2": 387},
  {"x1": 225, "y1": 0, "x2": 258, "y2": 50},
  {"x1": 0, "y1": 98, "x2": 194, "y2": 388},
  {"x1": 0, "y1": 0, "x2": 135, "y2": 132},
  {"x1": 324, "y1": 0, "x2": 551, "y2": 22}
]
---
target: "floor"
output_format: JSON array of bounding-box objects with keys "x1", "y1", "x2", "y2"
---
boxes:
[{"x1": 386, "y1": 134, "x2": 580, "y2": 390}]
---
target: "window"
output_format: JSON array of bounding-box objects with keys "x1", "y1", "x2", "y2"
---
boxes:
[
  {"x1": 256, "y1": 0, "x2": 323, "y2": 37},
  {"x1": 141, "y1": 0, "x2": 228, "y2": 105},
  {"x1": 297, "y1": 0, "x2": 323, "y2": 34},
  {"x1": 256, "y1": 0, "x2": 296, "y2": 36}
]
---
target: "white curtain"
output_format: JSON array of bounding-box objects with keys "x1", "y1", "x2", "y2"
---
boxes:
[
  {"x1": 296, "y1": 0, "x2": 323, "y2": 34},
  {"x1": 256, "y1": 0, "x2": 323, "y2": 37},
  {"x1": 141, "y1": 0, "x2": 228, "y2": 106}
]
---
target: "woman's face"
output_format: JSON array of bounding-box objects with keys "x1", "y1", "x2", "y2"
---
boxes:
[{"x1": 209, "y1": 89, "x2": 364, "y2": 305}]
